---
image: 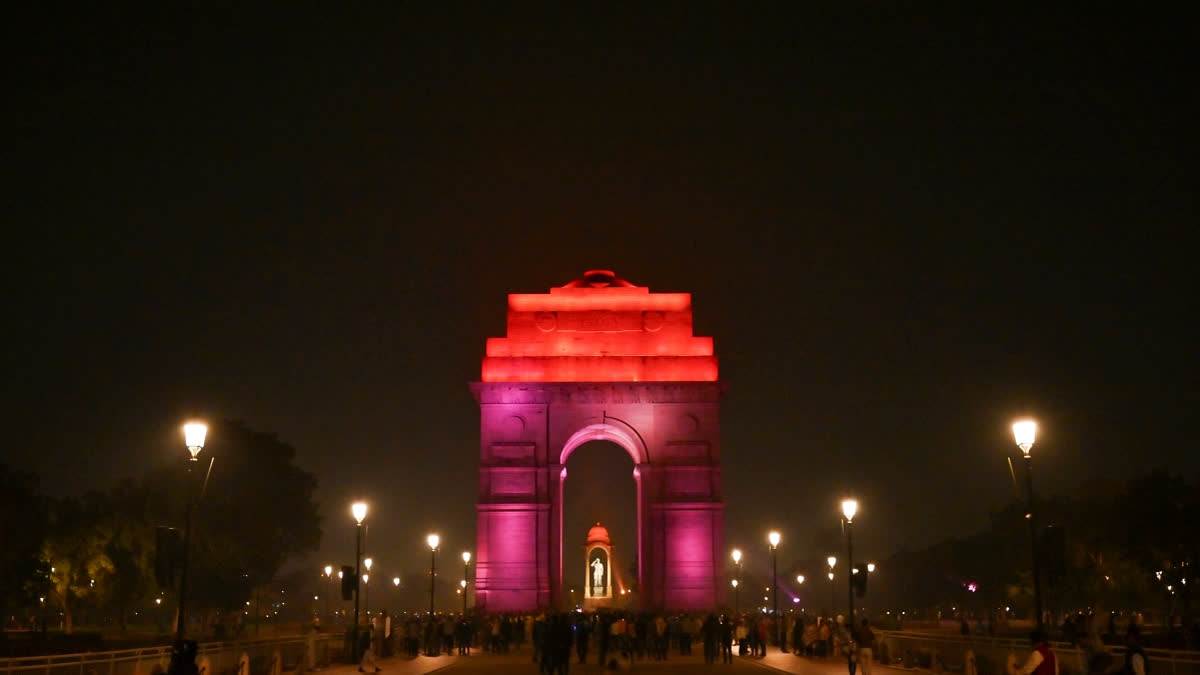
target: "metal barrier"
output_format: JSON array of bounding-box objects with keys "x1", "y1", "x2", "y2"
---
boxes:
[
  {"x1": 0, "y1": 634, "x2": 341, "y2": 675},
  {"x1": 876, "y1": 631, "x2": 1200, "y2": 675}
]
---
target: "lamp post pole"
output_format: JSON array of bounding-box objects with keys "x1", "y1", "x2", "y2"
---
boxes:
[
  {"x1": 462, "y1": 552, "x2": 471, "y2": 614},
  {"x1": 769, "y1": 532, "x2": 781, "y2": 651},
  {"x1": 351, "y1": 502, "x2": 368, "y2": 663},
  {"x1": 427, "y1": 535, "x2": 440, "y2": 617},
  {"x1": 1013, "y1": 420, "x2": 1043, "y2": 631},
  {"x1": 170, "y1": 422, "x2": 206, "y2": 675},
  {"x1": 731, "y1": 549, "x2": 743, "y2": 615},
  {"x1": 323, "y1": 566, "x2": 332, "y2": 623},
  {"x1": 827, "y1": 556, "x2": 837, "y2": 619},
  {"x1": 363, "y1": 558, "x2": 373, "y2": 623},
  {"x1": 842, "y1": 500, "x2": 858, "y2": 675}
]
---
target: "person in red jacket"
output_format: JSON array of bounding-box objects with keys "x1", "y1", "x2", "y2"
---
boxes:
[{"x1": 1012, "y1": 631, "x2": 1058, "y2": 675}]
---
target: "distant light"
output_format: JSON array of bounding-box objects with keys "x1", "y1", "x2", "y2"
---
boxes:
[
  {"x1": 1013, "y1": 420, "x2": 1037, "y2": 455},
  {"x1": 324, "y1": 565, "x2": 333, "y2": 577},
  {"x1": 183, "y1": 422, "x2": 208, "y2": 459},
  {"x1": 156, "y1": 598, "x2": 162, "y2": 605},
  {"x1": 393, "y1": 577, "x2": 400, "y2": 587},
  {"x1": 796, "y1": 575, "x2": 805, "y2": 584},
  {"x1": 364, "y1": 557, "x2": 373, "y2": 571},
  {"x1": 338, "y1": 570, "x2": 343, "y2": 579},
  {"x1": 460, "y1": 580, "x2": 467, "y2": 588},
  {"x1": 352, "y1": 502, "x2": 368, "y2": 524},
  {"x1": 827, "y1": 556, "x2": 837, "y2": 568},
  {"x1": 362, "y1": 574, "x2": 368, "y2": 583},
  {"x1": 768, "y1": 531, "x2": 781, "y2": 548},
  {"x1": 793, "y1": 598, "x2": 800, "y2": 603},
  {"x1": 462, "y1": 551, "x2": 472, "y2": 564},
  {"x1": 841, "y1": 499, "x2": 858, "y2": 522},
  {"x1": 313, "y1": 595, "x2": 318, "y2": 600},
  {"x1": 732, "y1": 549, "x2": 742, "y2": 564},
  {"x1": 828, "y1": 572, "x2": 834, "y2": 580},
  {"x1": 867, "y1": 564, "x2": 876, "y2": 573},
  {"x1": 731, "y1": 579, "x2": 739, "y2": 588}
]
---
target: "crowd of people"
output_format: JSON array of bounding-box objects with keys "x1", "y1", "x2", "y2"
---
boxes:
[{"x1": 352, "y1": 609, "x2": 875, "y2": 671}]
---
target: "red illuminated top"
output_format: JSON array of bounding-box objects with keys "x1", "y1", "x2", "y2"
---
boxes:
[
  {"x1": 482, "y1": 270, "x2": 718, "y2": 382},
  {"x1": 586, "y1": 523, "x2": 612, "y2": 546}
]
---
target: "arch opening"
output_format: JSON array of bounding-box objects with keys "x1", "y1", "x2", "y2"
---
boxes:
[{"x1": 561, "y1": 440, "x2": 639, "y2": 609}]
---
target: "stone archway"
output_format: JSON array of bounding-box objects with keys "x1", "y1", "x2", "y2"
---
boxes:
[{"x1": 472, "y1": 271, "x2": 724, "y2": 611}]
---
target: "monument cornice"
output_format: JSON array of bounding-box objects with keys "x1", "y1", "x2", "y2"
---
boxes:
[{"x1": 470, "y1": 380, "x2": 724, "y2": 405}]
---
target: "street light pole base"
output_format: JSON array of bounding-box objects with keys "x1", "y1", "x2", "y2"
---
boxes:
[{"x1": 167, "y1": 639, "x2": 198, "y2": 675}]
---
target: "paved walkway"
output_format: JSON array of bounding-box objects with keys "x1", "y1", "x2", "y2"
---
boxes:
[
  {"x1": 751, "y1": 651, "x2": 862, "y2": 675},
  {"x1": 312, "y1": 648, "x2": 869, "y2": 675},
  {"x1": 313, "y1": 648, "x2": 881, "y2": 675},
  {"x1": 318, "y1": 652, "x2": 458, "y2": 675}
]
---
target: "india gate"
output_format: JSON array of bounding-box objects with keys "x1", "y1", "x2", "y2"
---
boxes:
[{"x1": 471, "y1": 270, "x2": 725, "y2": 611}]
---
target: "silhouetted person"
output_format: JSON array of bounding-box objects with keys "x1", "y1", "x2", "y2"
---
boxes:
[
  {"x1": 1011, "y1": 631, "x2": 1058, "y2": 675},
  {"x1": 1121, "y1": 629, "x2": 1146, "y2": 675}
]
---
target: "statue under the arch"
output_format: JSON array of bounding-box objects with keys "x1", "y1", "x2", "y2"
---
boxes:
[{"x1": 472, "y1": 270, "x2": 725, "y2": 611}]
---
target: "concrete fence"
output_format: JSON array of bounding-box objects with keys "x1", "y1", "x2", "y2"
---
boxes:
[{"x1": 0, "y1": 634, "x2": 341, "y2": 675}]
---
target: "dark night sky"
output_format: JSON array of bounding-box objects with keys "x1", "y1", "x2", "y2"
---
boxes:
[{"x1": 5, "y1": 5, "x2": 1195, "y2": 604}]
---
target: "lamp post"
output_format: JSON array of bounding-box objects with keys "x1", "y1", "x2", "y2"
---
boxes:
[
  {"x1": 323, "y1": 566, "x2": 333, "y2": 622},
  {"x1": 363, "y1": 557, "x2": 373, "y2": 621},
  {"x1": 768, "y1": 531, "x2": 782, "y2": 651},
  {"x1": 170, "y1": 422, "x2": 206, "y2": 675},
  {"x1": 351, "y1": 502, "x2": 368, "y2": 662},
  {"x1": 842, "y1": 499, "x2": 858, "y2": 675},
  {"x1": 362, "y1": 574, "x2": 370, "y2": 625},
  {"x1": 427, "y1": 534, "x2": 440, "y2": 617},
  {"x1": 461, "y1": 552, "x2": 471, "y2": 614},
  {"x1": 731, "y1": 549, "x2": 743, "y2": 614},
  {"x1": 1013, "y1": 419, "x2": 1043, "y2": 631},
  {"x1": 827, "y1": 556, "x2": 837, "y2": 618}
]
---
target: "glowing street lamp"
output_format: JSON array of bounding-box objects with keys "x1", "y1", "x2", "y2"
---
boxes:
[
  {"x1": 797, "y1": 575, "x2": 805, "y2": 584},
  {"x1": 171, "y1": 421, "x2": 206, "y2": 675},
  {"x1": 350, "y1": 502, "x2": 368, "y2": 661},
  {"x1": 1011, "y1": 419, "x2": 1043, "y2": 630},
  {"x1": 768, "y1": 531, "x2": 783, "y2": 651}
]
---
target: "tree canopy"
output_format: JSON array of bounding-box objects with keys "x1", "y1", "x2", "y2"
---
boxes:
[{"x1": 0, "y1": 463, "x2": 49, "y2": 607}]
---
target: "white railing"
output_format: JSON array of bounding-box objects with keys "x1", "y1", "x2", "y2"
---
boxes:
[
  {"x1": 1, "y1": 634, "x2": 340, "y2": 675},
  {"x1": 876, "y1": 630, "x2": 1200, "y2": 675}
]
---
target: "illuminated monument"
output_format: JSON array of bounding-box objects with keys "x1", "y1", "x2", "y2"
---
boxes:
[
  {"x1": 472, "y1": 270, "x2": 724, "y2": 610},
  {"x1": 583, "y1": 523, "x2": 619, "y2": 609}
]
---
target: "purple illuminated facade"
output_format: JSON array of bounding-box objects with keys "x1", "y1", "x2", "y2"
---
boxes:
[{"x1": 473, "y1": 271, "x2": 725, "y2": 611}]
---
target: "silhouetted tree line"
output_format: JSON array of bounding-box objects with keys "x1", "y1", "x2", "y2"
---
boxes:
[
  {"x1": 869, "y1": 470, "x2": 1199, "y2": 627},
  {"x1": 0, "y1": 421, "x2": 321, "y2": 635}
]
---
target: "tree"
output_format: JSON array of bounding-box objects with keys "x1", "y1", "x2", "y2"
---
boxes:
[
  {"x1": 42, "y1": 495, "x2": 115, "y2": 633},
  {"x1": 94, "y1": 480, "x2": 157, "y2": 632},
  {"x1": 0, "y1": 463, "x2": 49, "y2": 607}
]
